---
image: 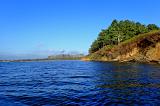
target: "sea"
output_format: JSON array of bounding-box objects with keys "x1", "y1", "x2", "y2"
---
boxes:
[{"x1": 0, "y1": 60, "x2": 160, "y2": 106}]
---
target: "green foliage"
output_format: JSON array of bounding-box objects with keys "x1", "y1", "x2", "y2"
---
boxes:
[
  {"x1": 147, "y1": 24, "x2": 159, "y2": 31},
  {"x1": 89, "y1": 19, "x2": 159, "y2": 53}
]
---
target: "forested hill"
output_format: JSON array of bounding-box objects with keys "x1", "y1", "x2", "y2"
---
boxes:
[
  {"x1": 83, "y1": 19, "x2": 160, "y2": 63},
  {"x1": 89, "y1": 19, "x2": 159, "y2": 53}
]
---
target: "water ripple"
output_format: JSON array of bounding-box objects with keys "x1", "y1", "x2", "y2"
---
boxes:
[{"x1": 0, "y1": 61, "x2": 160, "y2": 105}]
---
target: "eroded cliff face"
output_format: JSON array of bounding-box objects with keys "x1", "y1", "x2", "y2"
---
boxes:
[
  {"x1": 116, "y1": 48, "x2": 139, "y2": 62},
  {"x1": 83, "y1": 43, "x2": 160, "y2": 63},
  {"x1": 145, "y1": 43, "x2": 160, "y2": 62},
  {"x1": 113, "y1": 42, "x2": 160, "y2": 63}
]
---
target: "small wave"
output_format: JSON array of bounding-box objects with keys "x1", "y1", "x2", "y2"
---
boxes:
[
  {"x1": 68, "y1": 76, "x2": 92, "y2": 79},
  {"x1": 51, "y1": 81, "x2": 82, "y2": 86}
]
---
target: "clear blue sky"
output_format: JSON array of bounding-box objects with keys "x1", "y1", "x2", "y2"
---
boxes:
[{"x1": 0, "y1": 0, "x2": 160, "y2": 59}]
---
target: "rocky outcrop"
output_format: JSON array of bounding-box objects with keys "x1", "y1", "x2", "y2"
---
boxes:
[
  {"x1": 143, "y1": 43, "x2": 160, "y2": 62},
  {"x1": 117, "y1": 43, "x2": 160, "y2": 63}
]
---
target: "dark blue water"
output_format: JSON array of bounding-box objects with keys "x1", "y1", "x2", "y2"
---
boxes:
[{"x1": 0, "y1": 60, "x2": 160, "y2": 106}]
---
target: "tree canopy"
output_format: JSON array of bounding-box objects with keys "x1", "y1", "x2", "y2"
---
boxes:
[{"x1": 89, "y1": 19, "x2": 160, "y2": 53}]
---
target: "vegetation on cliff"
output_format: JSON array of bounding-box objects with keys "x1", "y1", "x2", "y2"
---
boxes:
[
  {"x1": 86, "y1": 19, "x2": 160, "y2": 63},
  {"x1": 89, "y1": 19, "x2": 159, "y2": 53}
]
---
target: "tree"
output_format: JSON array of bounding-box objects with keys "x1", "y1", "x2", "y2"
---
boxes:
[
  {"x1": 147, "y1": 24, "x2": 159, "y2": 31},
  {"x1": 89, "y1": 19, "x2": 159, "y2": 53}
]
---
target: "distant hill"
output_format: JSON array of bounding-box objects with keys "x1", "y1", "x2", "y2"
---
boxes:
[{"x1": 48, "y1": 54, "x2": 84, "y2": 60}]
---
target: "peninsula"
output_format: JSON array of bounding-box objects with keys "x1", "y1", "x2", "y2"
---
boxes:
[{"x1": 82, "y1": 19, "x2": 160, "y2": 63}]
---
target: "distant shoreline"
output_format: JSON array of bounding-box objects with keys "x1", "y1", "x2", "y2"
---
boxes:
[
  {"x1": 0, "y1": 58, "x2": 82, "y2": 62},
  {"x1": 0, "y1": 54, "x2": 84, "y2": 62}
]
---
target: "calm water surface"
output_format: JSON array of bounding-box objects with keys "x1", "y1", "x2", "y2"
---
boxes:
[{"x1": 0, "y1": 60, "x2": 160, "y2": 106}]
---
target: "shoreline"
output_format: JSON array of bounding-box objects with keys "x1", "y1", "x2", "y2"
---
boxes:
[{"x1": 81, "y1": 57, "x2": 160, "y2": 64}]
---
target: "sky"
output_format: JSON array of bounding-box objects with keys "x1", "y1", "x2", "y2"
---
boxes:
[{"x1": 0, "y1": 0, "x2": 160, "y2": 59}]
